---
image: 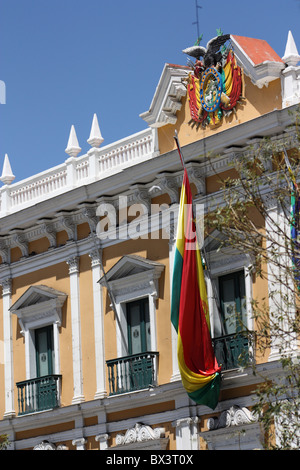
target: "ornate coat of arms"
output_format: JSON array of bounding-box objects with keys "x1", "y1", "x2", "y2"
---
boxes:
[{"x1": 182, "y1": 32, "x2": 243, "y2": 128}]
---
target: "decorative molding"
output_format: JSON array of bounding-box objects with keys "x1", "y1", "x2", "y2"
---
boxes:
[
  {"x1": 0, "y1": 239, "x2": 10, "y2": 264},
  {"x1": 88, "y1": 249, "x2": 102, "y2": 268},
  {"x1": 158, "y1": 174, "x2": 180, "y2": 204},
  {"x1": 207, "y1": 405, "x2": 258, "y2": 430},
  {"x1": 0, "y1": 277, "x2": 12, "y2": 295},
  {"x1": 128, "y1": 184, "x2": 151, "y2": 213},
  {"x1": 57, "y1": 212, "x2": 77, "y2": 241},
  {"x1": 72, "y1": 438, "x2": 86, "y2": 450},
  {"x1": 37, "y1": 219, "x2": 57, "y2": 248},
  {"x1": 78, "y1": 204, "x2": 99, "y2": 233},
  {"x1": 10, "y1": 285, "x2": 67, "y2": 334},
  {"x1": 34, "y1": 440, "x2": 68, "y2": 450},
  {"x1": 10, "y1": 230, "x2": 28, "y2": 258},
  {"x1": 66, "y1": 256, "x2": 79, "y2": 275},
  {"x1": 95, "y1": 433, "x2": 110, "y2": 450},
  {"x1": 115, "y1": 423, "x2": 166, "y2": 448},
  {"x1": 140, "y1": 64, "x2": 189, "y2": 128}
]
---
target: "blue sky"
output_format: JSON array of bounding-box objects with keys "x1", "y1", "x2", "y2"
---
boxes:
[{"x1": 1, "y1": 0, "x2": 300, "y2": 182}]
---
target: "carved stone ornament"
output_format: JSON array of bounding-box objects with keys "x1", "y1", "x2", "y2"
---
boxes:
[
  {"x1": 115, "y1": 423, "x2": 165, "y2": 446},
  {"x1": 33, "y1": 440, "x2": 68, "y2": 450},
  {"x1": 207, "y1": 405, "x2": 258, "y2": 431}
]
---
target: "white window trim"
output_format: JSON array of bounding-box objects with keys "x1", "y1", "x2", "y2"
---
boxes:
[
  {"x1": 205, "y1": 247, "x2": 254, "y2": 337},
  {"x1": 10, "y1": 286, "x2": 67, "y2": 380},
  {"x1": 99, "y1": 256, "x2": 164, "y2": 375}
]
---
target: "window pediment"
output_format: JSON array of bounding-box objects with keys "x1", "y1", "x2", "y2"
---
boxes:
[
  {"x1": 10, "y1": 285, "x2": 67, "y2": 332},
  {"x1": 99, "y1": 255, "x2": 164, "y2": 300}
]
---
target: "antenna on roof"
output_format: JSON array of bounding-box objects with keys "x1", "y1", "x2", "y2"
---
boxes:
[{"x1": 192, "y1": 0, "x2": 202, "y2": 41}]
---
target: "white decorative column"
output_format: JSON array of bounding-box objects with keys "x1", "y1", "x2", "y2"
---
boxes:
[
  {"x1": 0, "y1": 278, "x2": 15, "y2": 418},
  {"x1": 89, "y1": 249, "x2": 107, "y2": 399},
  {"x1": 72, "y1": 438, "x2": 86, "y2": 450},
  {"x1": 172, "y1": 417, "x2": 198, "y2": 450},
  {"x1": 67, "y1": 256, "x2": 85, "y2": 404},
  {"x1": 95, "y1": 433, "x2": 110, "y2": 450}
]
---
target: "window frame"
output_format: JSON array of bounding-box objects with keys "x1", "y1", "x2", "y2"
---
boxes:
[
  {"x1": 218, "y1": 270, "x2": 247, "y2": 335},
  {"x1": 99, "y1": 256, "x2": 164, "y2": 360},
  {"x1": 10, "y1": 286, "x2": 67, "y2": 380}
]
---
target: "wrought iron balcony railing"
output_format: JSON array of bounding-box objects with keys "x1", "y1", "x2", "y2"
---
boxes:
[
  {"x1": 212, "y1": 332, "x2": 254, "y2": 371},
  {"x1": 106, "y1": 352, "x2": 159, "y2": 396},
  {"x1": 16, "y1": 375, "x2": 62, "y2": 415}
]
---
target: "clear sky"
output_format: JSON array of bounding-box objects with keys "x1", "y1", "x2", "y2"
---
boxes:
[{"x1": 0, "y1": 0, "x2": 300, "y2": 182}]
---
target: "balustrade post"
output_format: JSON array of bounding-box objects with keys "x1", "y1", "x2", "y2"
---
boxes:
[
  {"x1": 65, "y1": 157, "x2": 77, "y2": 189},
  {"x1": 0, "y1": 185, "x2": 11, "y2": 216}
]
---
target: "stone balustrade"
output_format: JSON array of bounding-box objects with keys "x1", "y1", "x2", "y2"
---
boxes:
[{"x1": 0, "y1": 127, "x2": 158, "y2": 217}]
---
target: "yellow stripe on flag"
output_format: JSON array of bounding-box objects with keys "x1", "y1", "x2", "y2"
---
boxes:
[{"x1": 177, "y1": 331, "x2": 217, "y2": 393}]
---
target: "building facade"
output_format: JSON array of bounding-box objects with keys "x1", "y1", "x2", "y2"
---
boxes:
[{"x1": 0, "y1": 32, "x2": 299, "y2": 450}]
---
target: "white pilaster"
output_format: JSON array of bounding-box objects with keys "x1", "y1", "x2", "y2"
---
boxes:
[
  {"x1": 72, "y1": 438, "x2": 86, "y2": 450},
  {"x1": 1, "y1": 278, "x2": 15, "y2": 418},
  {"x1": 172, "y1": 417, "x2": 198, "y2": 450},
  {"x1": 95, "y1": 433, "x2": 110, "y2": 450},
  {"x1": 67, "y1": 256, "x2": 85, "y2": 404},
  {"x1": 89, "y1": 249, "x2": 107, "y2": 399}
]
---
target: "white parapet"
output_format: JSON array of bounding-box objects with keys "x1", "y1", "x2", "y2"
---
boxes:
[{"x1": 0, "y1": 127, "x2": 158, "y2": 217}]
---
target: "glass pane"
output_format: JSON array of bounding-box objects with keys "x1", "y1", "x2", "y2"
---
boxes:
[
  {"x1": 221, "y1": 278, "x2": 237, "y2": 335},
  {"x1": 37, "y1": 330, "x2": 50, "y2": 377},
  {"x1": 129, "y1": 303, "x2": 142, "y2": 355},
  {"x1": 239, "y1": 273, "x2": 247, "y2": 330}
]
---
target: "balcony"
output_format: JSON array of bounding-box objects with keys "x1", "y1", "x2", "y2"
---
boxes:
[
  {"x1": 106, "y1": 352, "x2": 159, "y2": 396},
  {"x1": 16, "y1": 375, "x2": 61, "y2": 416},
  {"x1": 213, "y1": 332, "x2": 254, "y2": 371}
]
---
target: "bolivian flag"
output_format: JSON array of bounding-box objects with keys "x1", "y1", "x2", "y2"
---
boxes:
[{"x1": 171, "y1": 168, "x2": 221, "y2": 409}]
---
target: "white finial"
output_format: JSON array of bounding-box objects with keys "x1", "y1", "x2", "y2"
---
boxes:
[
  {"x1": 87, "y1": 113, "x2": 104, "y2": 148},
  {"x1": 0, "y1": 154, "x2": 15, "y2": 185},
  {"x1": 65, "y1": 125, "x2": 82, "y2": 157},
  {"x1": 282, "y1": 31, "x2": 300, "y2": 67}
]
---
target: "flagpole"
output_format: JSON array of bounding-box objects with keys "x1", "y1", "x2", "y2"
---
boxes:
[
  {"x1": 173, "y1": 132, "x2": 227, "y2": 337},
  {"x1": 174, "y1": 130, "x2": 186, "y2": 170}
]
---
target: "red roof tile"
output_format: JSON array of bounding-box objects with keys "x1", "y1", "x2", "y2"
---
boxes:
[{"x1": 232, "y1": 35, "x2": 283, "y2": 65}]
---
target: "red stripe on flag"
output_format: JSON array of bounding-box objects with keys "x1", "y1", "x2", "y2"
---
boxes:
[{"x1": 178, "y1": 171, "x2": 220, "y2": 377}]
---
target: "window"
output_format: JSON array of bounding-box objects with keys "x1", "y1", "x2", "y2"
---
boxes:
[
  {"x1": 101, "y1": 255, "x2": 164, "y2": 395},
  {"x1": 35, "y1": 326, "x2": 54, "y2": 377},
  {"x1": 11, "y1": 286, "x2": 66, "y2": 415},
  {"x1": 10, "y1": 285, "x2": 67, "y2": 379},
  {"x1": 219, "y1": 271, "x2": 247, "y2": 334},
  {"x1": 212, "y1": 271, "x2": 251, "y2": 371},
  {"x1": 127, "y1": 298, "x2": 151, "y2": 355}
]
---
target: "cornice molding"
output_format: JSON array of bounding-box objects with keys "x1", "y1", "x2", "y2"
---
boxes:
[{"x1": 140, "y1": 64, "x2": 189, "y2": 128}]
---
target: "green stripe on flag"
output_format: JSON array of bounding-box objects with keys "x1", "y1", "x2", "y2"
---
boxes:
[
  {"x1": 188, "y1": 373, "x2": 221, "y2": 410},
  {"x1": 170, "y1": 247, "x2": 183, "y2": 333}
]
